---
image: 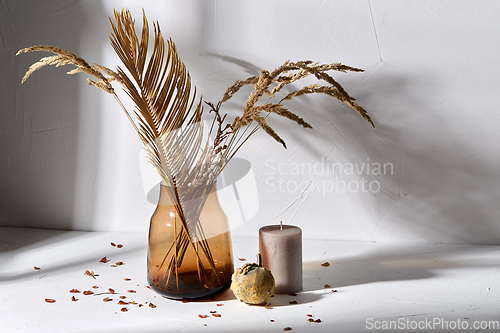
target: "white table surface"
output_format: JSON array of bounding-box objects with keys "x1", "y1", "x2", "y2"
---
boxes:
[{"x1": 1, "y1": 227, "x2": 499, "y2": 333}]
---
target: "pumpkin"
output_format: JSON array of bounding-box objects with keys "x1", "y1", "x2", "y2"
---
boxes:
[{"x1": 230, "y1": 257, "x2": 275, "y2": 305}]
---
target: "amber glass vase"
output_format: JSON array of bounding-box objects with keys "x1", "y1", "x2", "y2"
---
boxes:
[{"x1": 147, "y1": 182, "x2": 233, "y2": 299}]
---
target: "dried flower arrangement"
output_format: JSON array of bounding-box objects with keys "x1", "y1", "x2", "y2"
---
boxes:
[{"x1": 17, "y1": 9, "x2": 374, "y2": 296}]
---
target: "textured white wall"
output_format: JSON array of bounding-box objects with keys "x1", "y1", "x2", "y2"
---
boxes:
[{"x1": 2, "y1": 0, "x2": 500, "y2": 243}]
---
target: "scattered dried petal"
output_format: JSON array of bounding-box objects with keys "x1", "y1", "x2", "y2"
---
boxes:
[
  {"x1": 270, "y1": 320, "x2": 275, "y2": 322},
  {"x1": 119, "y1": 296, "x2": 126, "y2": 299},
  {"x1": 149, "y1": 303, "x2": 156, "y2": 308},
  {"x1": 146, "y1": 286, "x2": 152, "y2": 290},
  {"x1": 238, "y1": 258, "x2": 246, "y2": 261},
  {"x1": 83, "y1": 290, "x2": 94, "y2": 295},
  {"x1": 110, "y1": 265, "x2": 117, "y2": 267},
  {"x1": 332, "y1": 290, "x2": 338, "y2": 292},
  {"x1": 69, "y1": 289, "x2": 80, "y2": 293},
  {"x1": 99, "y1": 257, "x2": 109, "y2": 263},
  {"x1": 289, "y1": 300, "x2": 298, "y2": 304},
  {"x1": 121, "y1": 307, "x2": 128, "y2": 312},
  {"x1": 314, "y1": 319, "x2": 322, "y2": 323},
  {"x1": 307, "y1": 314, "x2": 313, "y2": 317},
  {"x1": 321, "y1": 262, "x2": 330, "y2": 267},
  {"x1": 109, "y1": 288, "x2": 115, "y2": 294},
  {"x1": 34, "y1": 267, "x2": 41, "y2": 271},
  {"x1": 124, "y1": 278, "x2": 131, "y2": 281},
  {"x1": 210, "y1": 311, "x2": 217, "y2": 313},
  {"x1": 127, "y1": 290, "x2": 136, "y2": 293},
  {"x1": 45, "y1": 298, "x2": 56, "y2": 303},
  {"x1": 289, "y1": 292, "x2": 297, "y2": 296},
  {"x1": 117, "y1": 244, "x2": 123, "y2": 248},
  {"x1": 118, "y1": 300, "x2": 129, "y2": 305},
  {"x1": 92, "y1": 285, "x2": 98, "y2": 289},
  {"x1": 283, "y1": 327, "x2": 292, "y2": 331},
  {"x1": 324, "y1": 284, "x2": 331, "y2": 288},
  {"x1": 308, "y1": 318, "x2": 314, "y2": 322},
  {"x1": 216, "y1": 303, "x2": 224, "y2": 306},
  {"x1": 115, "y1": 262, "x2": 124, "y2": 266},
  {"x1": 130, "y1": 301, "x2": 137, "y2": 305},
  {"x1": 84, "y1": 270, "x2": 98, "y2": 279},
  {"x1": 198, "y1": 314, "x2": 208, "y2": 318},
  {"x1": 212, "y1": 313, "x2": 221, "y2": 318},
  {"x1": 139, "y1": 304, "x2": 143, "y2": 307},
  {"x1": 71, "y1": 296, "x2": 77, "y2": 302},
  {"x1": 103, "y1": 297, "x2": 112, "y2": 302},
  {"x1": 111, "y1": 242, "x2": 116, "y2": 247}
]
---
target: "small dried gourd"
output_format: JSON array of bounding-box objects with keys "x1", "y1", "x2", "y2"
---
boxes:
[{"x1": 231, "y1": 253, "x2": 275, "y2": 305}]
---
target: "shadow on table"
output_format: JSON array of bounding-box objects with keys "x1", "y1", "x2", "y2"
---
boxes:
[
  {"x1": 0, "y1": 227, "x2": 145, "y2": 282},
  {"x1": 302, "y1": 242, "x2": 500, "y2": 292}
]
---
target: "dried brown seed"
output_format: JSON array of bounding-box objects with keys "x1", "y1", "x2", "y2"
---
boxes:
[
  {"x1": 321, "y1": 262, "x2": 330, "y2": 267},
  {"x1": 117, "y1": 244, "x2": 123, "y2": 248},
  {"x1": 111, "y1": 242, "x2": 116, "y2": 247},
  {"x1": 216, "y1": 303, "x2": 223, "y2": 306},
  {"x1": 149, "y1": 303, "x2": 156, "y2": 308},
  {"x1": 332, "y1": 289, "x2": 338, "y2": 292},
  {"x1": 99, "y1": 257, "x2": 109, "y2": 263},
  {"x1": 314, "y1": 319, "x2": 322, "y2": 323},
  {"x1": 124, "y1": 278, "x2": 131, "y2": 281},
  {"x1": 308, "y1": 318, "x2": 314, "y2": 322},
  {"x1": 119, "y1": 296, "x2": 126, "y2": 299},
  {"x1": 92, "y1": 285, "x2": 98, "y2": 289},
  {"x1": 270, "y1": 320, "x2": 275, "y2": 322},
  {"x1": 71, "y1": 296, "x2": 77, "y2": 302},
  {"x1": 307, "y1": 314, "x2": 313, "y2": 317},
  {"x1": 103, "y1": 297, "x2": 112, "y2": 302},
  {"x1": 69, "y1": 289, "x2": 80, "y2": 293},
  {"x1": 127, "y1": 290, "x2": 136, "y2": 293},
  {"x1": 120, "y1": 307, "x2": 128, "y2": 312},
  {"x1": 324, "y1": 284, "x2": 331, "y2": 288},
  {"x1": 139, "y1": 304, "x2": 143, "y2": 307},
  {"x1": 212, "y1": 313, "x2": 221, "y2": 317},
  {"x1": 34, "y1": 267, "x2": 41, "y2": 270},
  {"x1": 283, "y1": 327, "x2": 292, "y2": 331},
  {"x1": 109, "y1": 288, "x2": 115, "y2": 294},
  {"x1": 83, "y1": 290, "x2": 94, "y2": 296},
  {"x1": 118, "y1": 301, "x2": 129, "y2": 305},
  {"x1": 110, "y1": 265, "x2": 117, "y2": 267},
  {"x1": 115, "y1": 262, "x2": 124, "y2": 266},
  {"x1": 45, "y1": 298, "x2": 56, "y2": 303},
  {"x1": 198, "y1": 314, "x2": 208, "y2": 318}
]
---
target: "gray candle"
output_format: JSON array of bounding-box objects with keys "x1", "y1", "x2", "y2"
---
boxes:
[{"x1": 259, "y1": 223, "x2": 302, "y2": 294}]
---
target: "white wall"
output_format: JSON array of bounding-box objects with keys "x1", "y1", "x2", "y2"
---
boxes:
[{"x1": 2, "y1": 0, "x2": 500, "y2": 244}]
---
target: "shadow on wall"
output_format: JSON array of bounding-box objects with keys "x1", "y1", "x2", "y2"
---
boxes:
[
  {"x1": 0, "y1": 0, "x2": 87, "y2": 230},
  {"x1": 355, "y1": 70, "x2": 500, "y2": 244},
  {"x1": 210, "y1": 52, "x2": 500, "y2": 244}
]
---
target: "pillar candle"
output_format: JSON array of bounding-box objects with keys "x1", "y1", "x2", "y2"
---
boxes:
[{"x1": 259, "y1": 224, "x2": 302, "y2": 294}]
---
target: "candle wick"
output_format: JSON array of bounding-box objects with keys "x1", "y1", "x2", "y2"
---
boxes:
[
  {"x1": 280, "y1": 221, "x2": 283, "y2": 230},
  {"x1": 257, "y1": 252, "x2": 262, "y2": 267}
]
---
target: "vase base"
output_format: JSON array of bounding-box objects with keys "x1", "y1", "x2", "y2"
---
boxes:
[{"x1": 148, "y1": 277, "x2": 231, "y2": 300}]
